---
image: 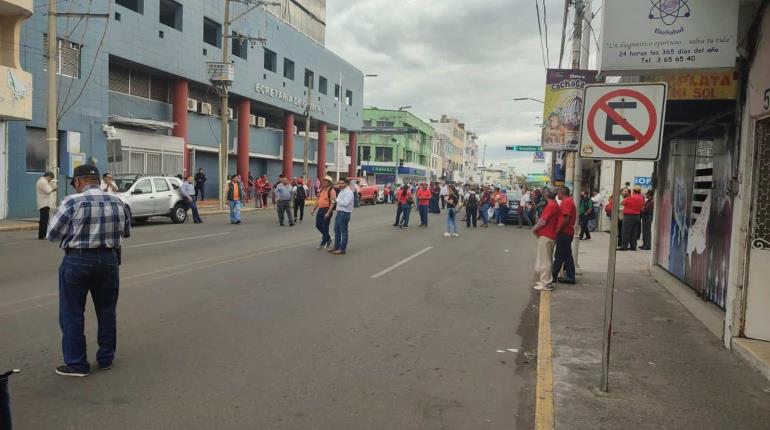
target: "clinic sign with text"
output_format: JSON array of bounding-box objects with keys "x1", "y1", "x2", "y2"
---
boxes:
[
  {"x1": 599, "y1": 0, "x2": 739, "y2": 73},
  {"x1": 255, "y1": 84, "x2": 324, "y2": 115}
]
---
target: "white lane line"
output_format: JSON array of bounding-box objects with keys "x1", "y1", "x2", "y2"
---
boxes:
[
  {"x1": 370, "y1": 246, "x2": 433, "y2": 279},
  {"x1": 124, "y1": 232, "x2": 231, "y2": 249}
]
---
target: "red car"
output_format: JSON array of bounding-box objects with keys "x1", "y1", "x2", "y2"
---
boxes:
[{"x1": 350, "y1": 178, "x2": 379, "y2": 205}]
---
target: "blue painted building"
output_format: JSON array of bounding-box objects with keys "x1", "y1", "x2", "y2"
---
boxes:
[{"x1": 3, "y1": 0, "x2": 363, "y2": 218}]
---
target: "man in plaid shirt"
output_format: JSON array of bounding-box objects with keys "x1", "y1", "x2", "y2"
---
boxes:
[{"x1": 47, "y1": 165, "x2": 131, "y2": 377}]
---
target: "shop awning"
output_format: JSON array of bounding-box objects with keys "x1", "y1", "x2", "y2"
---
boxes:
[{"x1": 108, "y1": 115, "x2": 176, "y2": 131}]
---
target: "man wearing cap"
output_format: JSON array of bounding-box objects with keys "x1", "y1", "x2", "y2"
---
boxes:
[
  {"x1": 36, "y1": 171, "x2": 58, "y2": 240},
  {"x1": 46, "y1": 165, "x2": 131, "y2": 377},
  {"x1": 312, "y1": 176, "x2": 337, "y2": 249},
  {"x1": 532, "y1": 187, "x2": 561, "y2": 291},
  {"x1": 619, "y1": 186, "x2": 644, "y2": 251}
]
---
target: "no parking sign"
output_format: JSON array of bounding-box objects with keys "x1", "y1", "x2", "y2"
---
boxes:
[{"x1": 579, "y1": 83, "x2": 667, "y2": 160}]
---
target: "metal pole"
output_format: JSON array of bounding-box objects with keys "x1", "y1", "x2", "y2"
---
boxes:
[
  {"x1": 573, "y1": 0, "x2": 590, "y2": 266},
  {"x1": 336, "y1": 72, "x2": 342, "y2": 182},
  {"x1": 303, "y1": 77, "x2": 311, "y2": 184},
  {"x1": 600, "y1": 160, "x2": 622, "y2": 392},
  {"x1": 218, "y1": 0, "x2": 231, "y2": 211},
  {"x1": 47, "y1": 0, "x2": 59, "y2": 201}
]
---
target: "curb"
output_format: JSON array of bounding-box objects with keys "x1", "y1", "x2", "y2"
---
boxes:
[
  {"x1": 0, "y1": 224, "x2": 38, "y2": 232},
  {"x1": 535, "y1": 291, "x2": 554, "y2": 430}
]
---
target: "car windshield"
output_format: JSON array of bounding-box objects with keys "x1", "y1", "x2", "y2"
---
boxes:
[
  {"x1": 113, "y1": 177, "x2": 138, "y2": 192},
  {"x1": 507, "y1": 192, "x2": 523, "y2": 203}
]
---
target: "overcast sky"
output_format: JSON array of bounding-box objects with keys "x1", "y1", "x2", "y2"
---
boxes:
[{"x1": 325, "y1": 0, "x2": 586, "y2": 175}]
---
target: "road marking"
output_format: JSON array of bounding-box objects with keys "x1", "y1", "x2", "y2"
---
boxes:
[
  {"x1": 535, "y1": 291, "x2": 554, "y2": 430},
  {"x1": 124, "y1": 232, "x2": 231, "y2": 249},
  {"x1": 370, "y1": 246, "x2": 433, "y2": 279}
]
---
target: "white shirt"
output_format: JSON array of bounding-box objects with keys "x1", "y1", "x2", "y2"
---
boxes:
[
  {"x1": 440, "y1": 186, "x2": 449, "y2": 196},
  {"x1": 520, "y1": 191, "x2": 531, "y2": 205},
  {"x1": 336, "y1": 187, "x2": 355, "y2": 212},
  {"x1": 101, "y1": 180, "x2": 118, "y2": 193},
  {"x1": 36, "y1": 177, "x2": 57, "y2": 209}
]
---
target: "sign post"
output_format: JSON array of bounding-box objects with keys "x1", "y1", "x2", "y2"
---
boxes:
[{"x1": 579, "y1": 82, "x2": 667, "y2": 392}]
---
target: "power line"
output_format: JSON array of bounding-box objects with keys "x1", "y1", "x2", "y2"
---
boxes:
[
  {"x1": 558, "y1": 0, "x2": 569, "y2": 68},
  {"x1": 542, "y1": 0, "x2": 550, "y2": 68},
  {"x1": 535, "y1": 0, "x2": 547, "y2": 70}
]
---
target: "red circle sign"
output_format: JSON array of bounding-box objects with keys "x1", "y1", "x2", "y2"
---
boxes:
[{"x1": 586, "y1": 89, "x2": 658, "y2": 155}]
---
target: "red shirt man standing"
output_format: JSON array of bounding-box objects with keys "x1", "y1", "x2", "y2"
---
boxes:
[
  {"x1": 552, "y1": 187, "x2": 577, "y2": 285},
  {"x1": 532, "y1": 187, "x2": 561, "y2": 291},
  {"x1": 416, "y1": 182, "x2": 432, "y2": 227},
  {"x1": 619, "y1": 186, "x2": 644, "y2": 250}
]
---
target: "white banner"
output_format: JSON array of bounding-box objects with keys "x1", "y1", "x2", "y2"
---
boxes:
[{"x1": 599, "y1": 0, "x2": 738, "y2": 73}]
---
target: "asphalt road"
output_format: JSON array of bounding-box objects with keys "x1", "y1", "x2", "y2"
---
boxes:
[{"x1": 0, "y1": 204, "x2": 538, "y2": 430}]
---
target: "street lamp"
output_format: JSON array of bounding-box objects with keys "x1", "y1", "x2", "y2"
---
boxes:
[
  {"x1": 513, "y1": 97, "x2": 545, "y2": 104},
  {"x1": 335, "y1": 73, "x2": 378, "y2": 181}
]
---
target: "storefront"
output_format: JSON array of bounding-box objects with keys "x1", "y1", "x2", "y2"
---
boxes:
[
  {"x1": 398, "y1": 166, "x2": 429, "y2": 185},
  {"x1": 361, "y1": 165, "x2": 397, "y2": 185}
]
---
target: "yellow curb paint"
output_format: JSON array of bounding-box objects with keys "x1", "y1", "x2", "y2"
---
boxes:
[{"x1": 535, "y1": 291, "x2": 554, "y2": 430}]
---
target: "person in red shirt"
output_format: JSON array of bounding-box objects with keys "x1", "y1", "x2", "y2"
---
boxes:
[
  {"x1": 620, "y1": 186, "x2": 644, "y2": 250},
  {"x1": 416, "y1": 182, "x2": 432, "y2": 227},
  {"x1": 552, "y1": 187, "x2": 577, "y2": 285},
  {"x1": 532, "y1": 187, "x2": 561, "y2": 291},
  {"x1": 394, "y1": 184, "x2": 414, "y2": 228}
]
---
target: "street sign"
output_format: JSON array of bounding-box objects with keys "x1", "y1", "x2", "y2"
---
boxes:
[
  {"x1": 634, "y1": 176, "x2": 653, "y2": 186},
  {"x1": 579, "y1": 83, "x2": 667, "y2": 160},
  {"x1": 533, "y1": 151, "x2": 546, "y2": 162},
  {"x1": 505, "y1": 145, "x2": 542, "y2": 152}
]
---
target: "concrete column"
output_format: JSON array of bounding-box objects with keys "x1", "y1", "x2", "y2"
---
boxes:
[
  {"x1": 283, "y1": 113, "x2": 294, "y2": 176},
  {"x1": 172, "y1": 80, "x2": 189, "y2": 176},
  {"x1": 348, "y1": 131, "x2": 357, "y2": 178},
  {"x1": 317, "y1": 123, "x2": 327, "y2": 180},
  {"x1": 237, "y1": 99, "x2": 250, "y2": 181}
]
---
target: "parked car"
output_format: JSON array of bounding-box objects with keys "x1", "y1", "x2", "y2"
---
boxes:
[
  {"x1": 114, "y1": 174, "x2": 187, "y2": 224},
  {"x1": 350, "y1": 178, "x2": 379, "y2": 205},
  {"x1": 503, "y1": 191, "x2": 523, "y2": 225}
]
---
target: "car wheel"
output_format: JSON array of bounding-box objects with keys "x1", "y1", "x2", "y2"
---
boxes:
[
  {"x1": 170, "y1": 203, "x2": 187, "y2": 224},
  {"x1": 133, "y1": 216, "x2": 148, "y2": 225}
]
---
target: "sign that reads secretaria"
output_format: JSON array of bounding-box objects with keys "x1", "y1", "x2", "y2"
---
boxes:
[
  {"x1": 599, "y1": 0, "x2": 739, "y2": 73},
  {"x1": 255, "y1": 84, "x2": 324, "y2": 115}
]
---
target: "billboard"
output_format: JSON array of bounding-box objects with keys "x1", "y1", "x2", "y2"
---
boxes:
[
  {"x1": 541, "y1": 69, "x2": 599, "y2": 152},
  {"x1": 599, "y1": 0, "x2": 739, "y2": 73},
  {"x1": 642, "y1": 71, "x2": 737, "y2": 100}
]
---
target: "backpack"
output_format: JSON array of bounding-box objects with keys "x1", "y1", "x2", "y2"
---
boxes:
[
  {"x1": 467, "y1": 193, "x2": 478, "y2": 208},
  {"x1": 296, "y1": 186, "x2": 307, "y2": 200}
]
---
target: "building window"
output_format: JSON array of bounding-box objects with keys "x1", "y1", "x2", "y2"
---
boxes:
[
  {"x1": 159, "y1": 0, "x2": 182, "y2": 30},
  {"x1": 334, "y1": 84, "x2": 340, "y2": 101},
  {"x1": 42, "y1": 35, "x2": 81, "y2": 78},
  {"x1": 283, "y1": 58, "x2": 294, "y2": 80},
  {"x1": 375, "y1": 147, "x2": 393, "y2": 162},
  {"x1": 108, "y1": 63, "x2": 170, "y2": 103},
  {"x1": 304, "y1": 69, "x2": 314, "y2": 89},
  {"x1": 26, "y1": 128, "x2": 48, "y2": 173},
  {"x1": 231, "y1": 32, "x2": 247, "y2": 59},
  {"x1": 203, "y1": 18, "x2": 221, "y2": 47},
  {"x1": 318, "y1": 76, "x2": 327, "y2": 94},
  {"x1": 361, "y1": 146, "x2": 371, "y2": 161},
  {"x1": 363, "y1": 120, "x2": 372, "y2": 127},
  {"x1": 263, "y1": 48, "x2": 277, "y2": 72},
  {"x1": 376, "y1": 121, "x2": 394, "y2": 128},
  {"x1": 346, "y1": 90, "x2": 353, "y2": 106},
  {"x1": 116, "y1": 0, "x2": 143, "y2": 13}
]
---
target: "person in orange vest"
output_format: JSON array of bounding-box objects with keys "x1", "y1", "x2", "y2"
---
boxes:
[{"x1": 416, "y1": 182, "x2": 432, "y2": 227}]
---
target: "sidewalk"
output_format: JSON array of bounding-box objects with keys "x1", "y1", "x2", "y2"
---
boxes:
[
  {"x1": 547, "y1": 233, "x2": 770, "y2": 429},
  {"x1": 0, "y1": 218, "x2": 37, "y2": 232}
]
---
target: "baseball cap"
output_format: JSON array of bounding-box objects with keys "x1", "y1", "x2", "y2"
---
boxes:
[{"x1": 70, "y1": 164, "x2": 100, "y2": 186}]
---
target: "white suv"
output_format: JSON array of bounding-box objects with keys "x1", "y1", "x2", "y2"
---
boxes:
[{"x1": 114, "y1": 175, "x2": 187, "y2": 224}]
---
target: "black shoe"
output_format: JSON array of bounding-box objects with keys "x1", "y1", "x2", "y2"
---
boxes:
[
  {"x1": 557, "y1": 277, "x2": 576, "y2": 285},
  {"x1": 289, "y1": 223, "x2": 295, "y2": 227},
  {"x1": 56, "y1": 365, "x2": 90, "y2": 377},
  {"x1": 279, "y1": 224, "x2": 284, "y2": 227},
  {"x1": 639, "y1": 246, "x2": 651, "y2": 250},
  {"x1": 98, "y1": 363, "x2": 113, "y2": 371},
  {"x1": 616, "y1": 247, "x2": 628, "y2": 251}
]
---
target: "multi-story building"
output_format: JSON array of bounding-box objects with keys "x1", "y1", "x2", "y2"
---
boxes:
[
  {"x1": 0, "y1": 0, "x2": 33, "y2": 220},
  {"x1": 464, "y1": 131, "x2": 479, "y2": 183},
  {"x1": 334, "y1": 107, "x2": 432, "y2": 185},
  {"x1": 431, "y1": 115, "x2": 466, "y2": 182},
  {"x1": 4, "y1": 0, "x2": 363, "y2": 218}
]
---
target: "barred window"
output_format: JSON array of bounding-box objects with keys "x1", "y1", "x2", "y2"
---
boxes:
[
  {"x1": 43, "y1": 35, "x2": 81, "y2": 79},
  {"x1": 129, "y1": 70, "x2": 150, "y2": 98},
  {"x1": 109, "y1": 63, "x2": 169, "y2": 103},
  {"x1": 108, "y1": 63, "x2": 130, "y2": 93}
]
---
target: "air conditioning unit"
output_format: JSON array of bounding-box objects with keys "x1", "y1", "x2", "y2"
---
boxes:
[
  {"x1": 187, "y1": 98, "x2": 199, "y2": 112},
  {"x1": 293, "y1": 125, "x2": 298, "y2": 135},
  {"x1": 200, "y1": 102, "x2": 213, "y2": 115},
  {"x1": 249, "y1": 115, "x2": 257, "y2": 126},
  {"x1": 257, "y1": 116, "x2": 266, "y2": 128},
  {"x1": 227, "y1": 108, "x2": 234, "y2": 120}
]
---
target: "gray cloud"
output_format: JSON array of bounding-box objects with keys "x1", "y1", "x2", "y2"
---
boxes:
[{"x1": 327, "y1": 0, "x2": 566, "y2": 174}]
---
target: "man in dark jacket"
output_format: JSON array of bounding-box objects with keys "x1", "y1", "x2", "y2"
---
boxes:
[
  {"x1": 641, "y1": 190, "x2": 655, "y2": 250},
  {"x1": 194, "y1": 168, "x2": 207, "y2": 200}
]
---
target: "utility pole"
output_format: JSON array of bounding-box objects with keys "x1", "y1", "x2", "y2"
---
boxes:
[
  {"x1": 46, "y1": 1, "x2": 107, "y2": 201},
  {"x1": 336, "y1": 72, "x2": 342, "y2": 182},
  {"x1": 572, "y1": 0, "x2": 590, "y2": 266},
  {"x1": 303, "y1": 76, "x2": 312, "y2": 184}
]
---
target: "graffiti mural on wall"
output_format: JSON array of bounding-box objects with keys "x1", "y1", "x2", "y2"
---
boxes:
[{"x1": 655, "y1": 126, "x2": 735, "y2": 309}]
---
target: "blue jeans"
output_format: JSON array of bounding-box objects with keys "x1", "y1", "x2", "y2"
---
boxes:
[
  {"x1": 400, "y1": 204, "x2": 412, "y2": 226},
  {"x1": 480, "y1": 203, "x2": 490, "y2": 225},
  {"x1": 446, "y1": 208, "x2": 458, "y2": 234},
  {"x1": 185, "y1": 197, "x2": 202, "y2": 223},
  {"x1": 519, "y1": 207, "x2": 533, "y2": 227},
  {"x1": 229, "y1": 200, "x2": 241, "y2": 223},
  {"x1": 419, "y1": 205, "x2": 429, "y2": 225},
  {"x1": 59, "y1": 251, "x2": 120, "y2": 371},
  {"x1": 497, "y1": 205, "x2": 508, "y2": 224},
  {"x1": 316, "y1": 208, "x2": 332, "y2": 245},
  {"x1": 552, "y1": 232, "x2": 576, "y2": 281},
  {"x1": 334, "y1": 211, "x2": 351, "y2": 251}
]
